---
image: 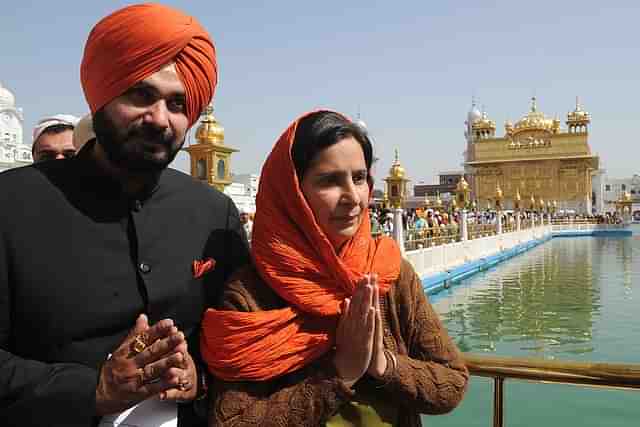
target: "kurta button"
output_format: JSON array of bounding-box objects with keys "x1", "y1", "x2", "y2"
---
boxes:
[
  {"x1": 139, "y1": 263, "x2": 151, "y2": 274},
  {"x1": 133, "y1": 200, "x2": 142, "y2": 212}
]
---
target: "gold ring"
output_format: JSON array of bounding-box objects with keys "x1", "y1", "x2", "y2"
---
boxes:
[{"x1": 131, "y1": 333, "x2": 148, "y2": 355}]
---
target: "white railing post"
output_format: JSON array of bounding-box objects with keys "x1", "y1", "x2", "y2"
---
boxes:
[
  {"x1": 461, "y1": 209, "x2": 468, "y2": 241},
  {"x1": 497, "y1": 213, "x2": 503, "y2": 235},
  {"x1": 393, "y1": 208, "x2": 405, "y2": 255},
  {"x1": 516, "y1": 212, "x2": 521, "y2": 232}
]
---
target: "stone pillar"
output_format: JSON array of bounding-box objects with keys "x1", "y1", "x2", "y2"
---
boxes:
[
  {"x1": 393, "y1": 208, "x2": 405, "y2": 254},
  {"x1": 460, "y1": 209, "x2": 468, "y2": 241},
  {"x1": 496, "y1": 212, "x2": 503, "y2": 234},
  {"x1": 585, "y1": 194, "x2": 592, "y2": 215},
  {"x1": 516, "y1": 211, "x2": 521, "y2": 231}
]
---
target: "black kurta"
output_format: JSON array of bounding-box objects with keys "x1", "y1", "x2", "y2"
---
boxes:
[{"x1": 0, "y1": 143, "x2": 249, "y2": 426}]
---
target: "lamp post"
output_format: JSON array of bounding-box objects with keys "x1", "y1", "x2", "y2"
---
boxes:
[
  {"x1": 456, "y1": 176, "x2": 471, "y2": 241},
  {"x1": 529, "y1": 194, "x2": 536, "y2": 227},
  {"x1": 515, "y1": 189, "x2": 522, "y2": 231},
  {"x1": 495, "y1": 184, "x2": 503, "y2": 234}
]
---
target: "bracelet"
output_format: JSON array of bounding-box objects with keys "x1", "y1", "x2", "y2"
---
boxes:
[
  {"x1": 194, "y1": 368, "x2": 209, "y2": 401},
  {"x1": 384, "y1": 349, "x2": 398, "y2": 374}
]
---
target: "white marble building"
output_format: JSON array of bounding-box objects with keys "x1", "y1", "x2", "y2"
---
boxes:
[
  {"x1": 592, "y1": 171, "x2": 640, "y2": 213},
  {"x1": 0, "y1": 82, "x2": 32, "y2": 172},
  {"x1": 224, "y1": 173, "x2": 259, "y2": 214}
]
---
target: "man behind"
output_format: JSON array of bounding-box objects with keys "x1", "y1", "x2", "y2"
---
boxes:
[
  {"x1": 0, "y1": 4, "x2": 248, "y2": 427},
  {"x1": 31, "y1": 114, "x2": 79, "y2": 162}
]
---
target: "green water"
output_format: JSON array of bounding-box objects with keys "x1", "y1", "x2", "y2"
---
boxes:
[{"x1": 423, "y1": 225, "x2": 640, "y2": 426}]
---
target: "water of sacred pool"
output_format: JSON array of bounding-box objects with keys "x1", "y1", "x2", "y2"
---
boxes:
[{"x1": 425, "y1": 225, "x2": 640, "y2": 427}]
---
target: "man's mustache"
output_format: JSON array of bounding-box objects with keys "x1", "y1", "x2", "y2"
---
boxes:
[{"x1": 127, "y1": 125, "x2": 174, "y2": 147}]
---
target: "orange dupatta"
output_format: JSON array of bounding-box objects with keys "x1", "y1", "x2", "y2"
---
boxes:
[{"x1": 201, "y1": 110, "x2": 401, "y2": 381}]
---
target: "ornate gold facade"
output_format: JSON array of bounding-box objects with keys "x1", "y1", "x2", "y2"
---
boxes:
[
  {"x1": 185, "y1": 105, "x2": 238, "y2": 192},
  {"x1": 464, "y1": 97, "x2": 599, "y2": 213},
  {"x1": 384, "y1": 149, "x2": 409, "y2": 208}
]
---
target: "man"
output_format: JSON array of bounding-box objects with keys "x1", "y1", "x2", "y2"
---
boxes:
[
  {"x1": 239, "y1": 209, "x2": 253, "y2": 242},
  {"x1": 0, "y1": 4, "x2": 248, "y2": 427},
  {"x1": 31, "y1": 114, "x2": 79, "y2": 162},
  {"x1": 73, "y1": 114, "x2": 96, "y2": 151}
]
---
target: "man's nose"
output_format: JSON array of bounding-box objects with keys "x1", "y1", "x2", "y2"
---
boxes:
[
  {"x1": 143, "y1": 100, "x2": 170, "y2": 130},
  {"x1": 55, "y1": 153, "x2": 66, "y2": 160}
]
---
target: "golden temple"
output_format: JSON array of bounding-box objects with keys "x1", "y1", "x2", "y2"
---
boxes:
[
  {"x1": 464, "y1": 97, "x2": 599, "y2": 213},
  {"x1": 185, "y1": 105, "x2": 238, "y2": 192}
]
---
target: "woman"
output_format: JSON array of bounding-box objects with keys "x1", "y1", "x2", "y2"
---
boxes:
[{"x1": 201, "y1": 111, "x2": 468, "y2": 426}]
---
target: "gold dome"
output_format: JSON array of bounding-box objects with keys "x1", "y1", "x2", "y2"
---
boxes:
[
  {"x1": 388, "y1": 149, "x2": 406, "y2": 179},
  {"x1": 513, "y1": 97, "x2": 555, "y2": 135},
  {"x1": 566, "y1": 96, "x2": 591, "y2": 124},
  {"x1": 195, "y1": 105, "x2": 224, "y2": 145}
]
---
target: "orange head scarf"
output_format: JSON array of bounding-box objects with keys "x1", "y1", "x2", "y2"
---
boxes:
[
  {"x1": 80, "y1": 4, "x2": 217, "y2": 126},
  {"x1": 201, "y1": 111, "x2": 402, "y2": 381}
]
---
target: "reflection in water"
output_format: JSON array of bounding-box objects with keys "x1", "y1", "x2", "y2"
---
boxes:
[
  {"x1": 426, "y1": 229, "x2": 640, "y2": 427},
  {"x1": 434, "y1": 238, "x2": 612, "y2": 357}
]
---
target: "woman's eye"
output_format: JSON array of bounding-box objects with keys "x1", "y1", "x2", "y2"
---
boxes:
[
  {"x1": 320, "y1": 176, "x2": 337, "y2": 185},
  {"x1": 353, "y1": 173, "x2": 367, "y2": 183}
]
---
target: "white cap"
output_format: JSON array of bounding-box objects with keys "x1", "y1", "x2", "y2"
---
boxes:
[
  {"x1": 72, "y1": 114, "x2": 95, "y2": 150},
  {"x1": 32, "y1": 114, "x2": 80, "y2": 143}
]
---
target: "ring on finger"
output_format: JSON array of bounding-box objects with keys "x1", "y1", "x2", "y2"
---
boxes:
[
  {"x1": 131, "y1": 333, "x2": 149, "y2": 355},
  {"x1": 178, "y1": 378, "x2": 191, "y2": 391}
]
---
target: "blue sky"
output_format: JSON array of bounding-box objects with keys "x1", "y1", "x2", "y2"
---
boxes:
[{"x1": 2, "y1": 0, "x2": 639, "y2": 188}]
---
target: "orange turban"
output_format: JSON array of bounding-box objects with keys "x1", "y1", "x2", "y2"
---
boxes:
[
  {"x1": 201, "y1": 111, "x2": 402, "y2": 381},
  {"x1": 80, "y1": 4, "x2": 217, "y2": 126}
]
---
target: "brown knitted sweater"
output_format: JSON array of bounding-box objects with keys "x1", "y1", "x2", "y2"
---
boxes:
[{"x1": 208, "y1": 259, "x2": 468, "y2": 427}]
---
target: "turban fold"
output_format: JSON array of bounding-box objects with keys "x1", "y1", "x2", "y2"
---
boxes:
[{"x1": 80, "y1": 4, "x2": 217, "y2": 126}]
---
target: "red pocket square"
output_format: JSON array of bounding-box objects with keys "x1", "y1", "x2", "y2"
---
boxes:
[{"x1": 193, "y1": 258, "x2": 216, "y2": 279}]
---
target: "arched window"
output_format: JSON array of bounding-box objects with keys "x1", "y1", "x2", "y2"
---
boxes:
[
  {"x1": 217, "y1": 159, "x2": 226, "y2": 180},
  {"x1": 196, "y1": 159, "x2": 207, "y2": 180}
]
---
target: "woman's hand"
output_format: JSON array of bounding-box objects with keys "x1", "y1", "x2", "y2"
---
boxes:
[
  {"x1": 333, "y1": 276, "x2": 375, "y2": 388},
  {"x1": 367, "y1": 274, "x2": 388, "y2": 379}
]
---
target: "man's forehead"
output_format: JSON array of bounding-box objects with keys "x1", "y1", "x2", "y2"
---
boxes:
[
  {"x1": 155, "y1": 62, "x2": 178, "y2": 77},
  {"x1": 136, "y1": 62, "x2": 183, "y2": 92}
]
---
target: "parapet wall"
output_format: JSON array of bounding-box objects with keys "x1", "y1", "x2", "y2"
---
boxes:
[
  {"x1": 406, "y1": 223, "x2": 632, "y2": 295},
  {"x1": 406, "y1": 225, "x2": 553, "y2": 280}
]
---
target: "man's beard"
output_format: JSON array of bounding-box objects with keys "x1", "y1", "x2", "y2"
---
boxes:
[{"x1": 93, "y1": 109, "x2": 184, "y2": 173}]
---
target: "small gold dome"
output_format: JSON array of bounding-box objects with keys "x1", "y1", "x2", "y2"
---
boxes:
[
  {"x1": 472, "y1": 109, "x2": 496, "y2": 131},
  {"x1": 195, "y1": 105, "x2": 224, "y2": 145},
  {"x1": 456, "y1": 176, "x2": 469, "y2": 193},
  {"x1": 567, "y1": 96, "x2": 591, "y2": 124},
  {"x1": 389, "y1": 149, "x2": 406, "y2": 179},
  {"x1": 505, "y1": 120, "x2": 514, "y2": 135}
]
